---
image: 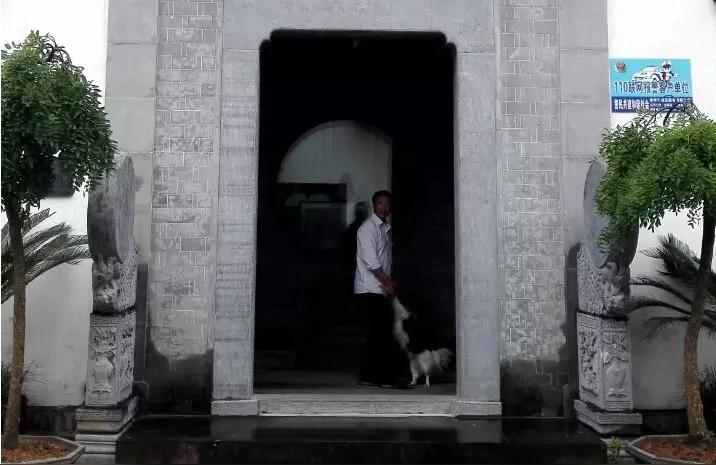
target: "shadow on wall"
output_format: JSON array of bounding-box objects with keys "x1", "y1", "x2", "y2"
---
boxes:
[
  {"x1": 143, "y1": 338, "x2": 213, "y2": 414},
  {"x1": 500, "y1": 244, "x2": 582, "y2": 417},
  {"x1": 501, "y1": 354, "x2": 569, "y2": 417}
]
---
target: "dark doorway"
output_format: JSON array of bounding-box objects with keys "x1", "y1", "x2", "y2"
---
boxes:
[{"x1": 255, "y1": 30, "x2": 456, "y2": 393}]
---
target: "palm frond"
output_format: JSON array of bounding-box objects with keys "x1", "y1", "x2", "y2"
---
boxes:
[
  {"x1": 26, "y1": 245, "x2": 90, "y2": 280},
  {"x1": 641, "y1": 316, "x2": 690, "y2": 341},
  {"x1": 1, "y1": 209, "x2": 89, "y2": 304},
  {"x1": 0, "y1": 208, "x2": 54, "y2": 243},
  {"x1": 642, "y1": 315, "x2": 716, "y2": 341},
  {"x1": 7, "y1": 224, "x2": 73, "y2": 264},
  {"x1": 1, "y1": 209, "x2": 59, "y2": 265},
  {"x1": 616, "y1": 295, "x2": 693, "y2": 317},
  {"x1": 631, "y1": 275, "x2": 694, "y2": 306},
  {"x1": 643, "y1": 234, "x2": 699, "y2": 278},
  {"x1": 25, "y1": 240, "x2": 89, "y2": 274},
  {"x1": 642, "y1": 233, "x2": 716, "y2": 297},
  {"x1": 23, "y1": 233, "x2": 84, "y2": 270}
]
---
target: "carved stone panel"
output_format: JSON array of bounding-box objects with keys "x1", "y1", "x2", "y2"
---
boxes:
[
  {"x1": 85, "y1": 311, "x2": 136, "y2": 406},
  {"x1": 576, "y1": 312, "x2": 633, "y2": 412}
]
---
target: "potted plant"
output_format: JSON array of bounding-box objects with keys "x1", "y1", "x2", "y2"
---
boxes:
[
  {"x1": 1, "y1": 31, "x2": 115, "y2": 458},
  {"x1": 595, "y1": 105, "x2": 716, "y2": 462}
]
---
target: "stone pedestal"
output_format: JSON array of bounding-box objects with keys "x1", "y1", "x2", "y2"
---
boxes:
[
  {"x1": 573, "y1": 162, "x2": 642, "y2": 434},
  {"x1": 574, "y1": 245, "x2": 642, "y2": 434},
  {"x1": 78, "y1": 153, "x2": 140, "y2": 463},
  {"x1": 77, "y1": 395, "x2": 138, "y2": 434},
  {"x1": 76, "y1": 396, "x2": 137, "y2": 462},
  {"x1": 77, "y1": 310, "x2": 137, "y2": 462},
  {"x1": 575, "y1": 312, "x2": 642, "y2": 433},
  {"x1": 85, "y1": 311, "x2": 136, "y2": 406}
]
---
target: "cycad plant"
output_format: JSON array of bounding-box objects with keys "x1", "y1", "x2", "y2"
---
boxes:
[
  {"x1": 618, "y1": 234, "x2": 716, "y2": 337},
  {"x1": 1, "y1": 208, "x2": 89, "y2": 303}
]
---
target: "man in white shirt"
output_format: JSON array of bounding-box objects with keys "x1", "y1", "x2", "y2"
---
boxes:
[{"x1": 354, "y1": 190, "x2": 408, "y2": 388}]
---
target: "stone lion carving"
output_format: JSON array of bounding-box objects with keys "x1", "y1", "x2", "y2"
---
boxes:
[
  {"x1": 92, "y1": 255, "x2": 120, "y2": 312},
  {"x1": 91, "y1": 249, "x2": 137, "y2": 313}
]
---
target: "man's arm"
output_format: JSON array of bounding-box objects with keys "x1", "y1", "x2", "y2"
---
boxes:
[{"x1": 370, "y1": 266, "x2": 395, "y2": 296}]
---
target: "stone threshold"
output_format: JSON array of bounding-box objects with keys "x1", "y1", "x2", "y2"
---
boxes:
[{"x1": 212, "y1": 395, "x2": 501, "y2": 417}]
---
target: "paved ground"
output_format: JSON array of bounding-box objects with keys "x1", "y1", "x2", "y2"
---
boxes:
[{"x1": 117, "y1": 416, "x2": 606, "y2": 464}]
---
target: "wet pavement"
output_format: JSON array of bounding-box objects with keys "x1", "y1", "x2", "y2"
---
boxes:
[{"x1": 116, "y1": 416, "x2": 606, "y2": 464}]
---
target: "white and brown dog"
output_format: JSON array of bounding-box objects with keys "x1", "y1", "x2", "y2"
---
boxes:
[{"x1": 391, "y1": 296, "x2": 453, "y2": 388}]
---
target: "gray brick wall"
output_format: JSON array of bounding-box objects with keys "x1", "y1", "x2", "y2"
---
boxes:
[
  {"x1": 148, "y1": 0, "x2": 220, "y2": 403},
  {"x1": 497, "y1": 0, "x2": 567, "y2": 413}
]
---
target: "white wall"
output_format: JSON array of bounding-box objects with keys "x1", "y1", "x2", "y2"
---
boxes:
[
  {"x1": 1, "y1": 0, "x2": 109, "y2": 406},
  {"x1": 278, "y1": 121, "x2": 392, "y2": 224},
  {"x1": 608, "y1": 0, "x2": 716, "y2": 409}
]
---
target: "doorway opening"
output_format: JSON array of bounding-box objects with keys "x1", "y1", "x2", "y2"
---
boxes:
[{"x1": 254, "y1": 30, "x2": 456, "y2": 394}]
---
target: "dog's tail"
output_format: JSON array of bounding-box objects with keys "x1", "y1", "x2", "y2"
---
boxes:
[
  {"x1": 433, "y1": 348, "x2": 454, "y2": 372},
  {"x1": 391, "y1": 296, "x2": 411, "y2": 350},
  {"x1": 391, "y1": 296, "x2": 411, "y2": 321}
]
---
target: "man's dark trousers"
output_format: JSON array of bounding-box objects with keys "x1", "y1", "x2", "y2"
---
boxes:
[{"x1": 356, "y1": 293, "x2": 409, "y2": 385}]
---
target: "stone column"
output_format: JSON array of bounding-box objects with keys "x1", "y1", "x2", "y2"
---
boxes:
[
  {"x1": 76, "y1": 154, "x2": 140, "y2": 462},
  {"x1": 454, "y1": 51, "x2": 502, "y2": 416},
  {"x1": 573, "y1": 161, "x2": 642, "y2": 434}
]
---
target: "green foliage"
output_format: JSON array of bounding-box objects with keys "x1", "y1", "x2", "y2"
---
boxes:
[
  {"x1": 617, "y1": 234, "x2": 716, "y2": 339},
  {"x1": 607, "y1": 436, "x2": 623, "y2": 463},
  {"x1": 1, "y1": 31, "x2": 116, "y2": 218},
  {"x1": 595, "y1": 108, "x2": 716, "y2": 250},
  {"x1": 1, "y1": 208, "x2": 90, "y2": 303}
]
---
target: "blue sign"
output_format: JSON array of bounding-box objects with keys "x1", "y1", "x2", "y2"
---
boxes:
[{"x1": 609, "y1": 58, "x2": 693, "y2": 113}]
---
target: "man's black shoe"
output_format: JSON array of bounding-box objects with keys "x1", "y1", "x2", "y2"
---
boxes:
[
  {"x1": 379, "y1": 379, "x2": 412, "y2": 389},
  {"x1": 359, "y1": 379, "x2": 379, "y2": 387}
]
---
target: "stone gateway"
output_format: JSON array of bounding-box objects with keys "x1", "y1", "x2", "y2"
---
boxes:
[{"x1": 102, "y1": 0, "x2": 610, "y2": 417}]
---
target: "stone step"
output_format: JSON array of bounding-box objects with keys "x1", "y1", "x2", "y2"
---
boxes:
[{"x1": 256, "y1": 394, "x2": 456, "y2": 416}]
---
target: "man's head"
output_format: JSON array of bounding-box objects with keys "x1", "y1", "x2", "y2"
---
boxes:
[{"x1": 371, "y1": 190, "x2": 392, "y2": 221}]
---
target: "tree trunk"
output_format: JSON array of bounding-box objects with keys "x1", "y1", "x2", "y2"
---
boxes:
[
  {"x1": 2, "y1": 206, "x2": 26, "y2": 449},
  {"x1": 683, "y1": 206, "x2": 715, "y2": 442}
]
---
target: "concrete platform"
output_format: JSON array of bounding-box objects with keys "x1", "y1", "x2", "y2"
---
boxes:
[{"x1": 116, "y1": 416, "x2": 606, "y2": 464}]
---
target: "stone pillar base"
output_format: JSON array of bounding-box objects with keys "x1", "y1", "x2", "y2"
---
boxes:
[
  {"x1": 75, "y1": 423, "x2": 132, "y2": 457},
  {"x1": 76, "y1": 395, "x2": 137, "y2": 462},
  {"x1": 76, "y1": 395, "x2": 137, "y2": 433},
  {"x1": 574, "y1": 399, "x2": 642, "y2": 435},
  {"x1": 454, "y1": 400, "x2": 502, "y2": 416},
  {"x1": 212, "y1": 399, "x2": 259, "y2": 416}
]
